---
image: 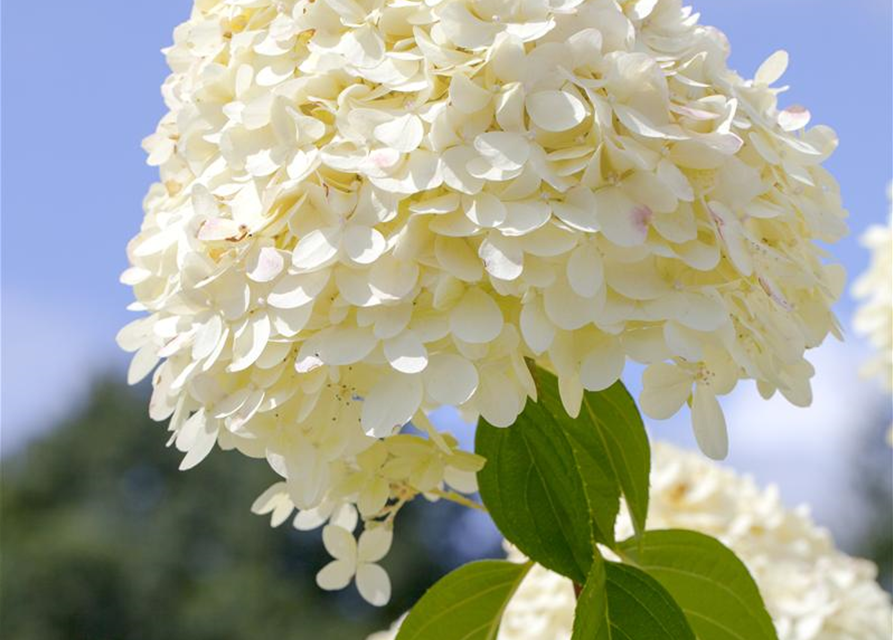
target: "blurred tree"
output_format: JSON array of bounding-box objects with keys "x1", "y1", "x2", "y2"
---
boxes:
[
  {"x1": 852, "y1": 413, "x2": 893, "y2": 592},
  {"x1": 0, "y1": 379, "x2": 499, "y2": 640}
]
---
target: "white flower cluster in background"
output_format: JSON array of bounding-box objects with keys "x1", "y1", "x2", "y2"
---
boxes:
[
  {"x1": 852, "y1": 185, "x2": 892, "y2": 393},
  {"x1": 369, "y1": 443, "x2": 893, "y2": 640},
  {"x1": 120, "y1": 0, "x2": 846, "y2": 603}
]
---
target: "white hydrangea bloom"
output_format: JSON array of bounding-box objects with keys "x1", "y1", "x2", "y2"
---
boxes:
[
  {"x1": 370, "y1": 443, "x2": 893, "y2": 640},
  {"x1": 852, "y1": 185, "x2": 892, "y2": 393},
  {"x1": 120, "y1": 0, "x2": 847, "y2": 602}
]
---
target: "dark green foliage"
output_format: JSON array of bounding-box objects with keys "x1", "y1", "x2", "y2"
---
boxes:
[
  {"x1": 0, "y1": 379, "x2": 485, "y2": 640},
  {"x1": 476, "y1": 368, "x2": 650, "y2": 583},
  {"x1": 396, "y1": 560, "x2": 531, "y2": 640}
]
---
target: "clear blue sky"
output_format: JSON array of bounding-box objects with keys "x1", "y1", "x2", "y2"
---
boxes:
[{"x1": 2, "y1": 0, "x2": 891, "y2": 543}]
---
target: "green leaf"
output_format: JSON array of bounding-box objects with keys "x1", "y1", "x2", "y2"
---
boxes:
[
  {"x1": 573, "y1": 556, "x2": 696, "y2": 640},
  {"x1": 395, "y1": 560, "x2": 532, "y2": 640},
  {"x1": 475, "y1": 366, "x2": 649, "y2": 582},
  {"x1": 618, "y1": 530, "x2": 779, "y2": 640}
]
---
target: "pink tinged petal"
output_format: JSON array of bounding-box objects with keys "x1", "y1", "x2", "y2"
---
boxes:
[
  {"x1": 361, "y1": 373, "x2": 423, "y2": 438},
  {"x1": 228, "y1": 313, "x2": 271, "y2": 372},
  {"x1": 478, "y1": 236, "x2": 523, "y2": 281},
  {"x1": 595, "y1": 188, "x2": 650, "y2": 247},
  {"x1": 128, "y1": 344, "x2": 160, "y2": 385},
  {"x1": 322, "y1": 525, "x2": 358, "y2": 562},
  {"x1": 358, "y1": 528, "x2": 393, "y2": 563},
  {"x1": 316, "y1": 560, "x2": 355, "y2": 591},
  {"x1": 197, "y1": 218, "x2": 245, "y2": 243},
  {"x1": 639, "y1": 362, "x2": 692, "y2": 420},
  {"x1": 247, "y1": 246, "x2": 285, "y2": 282},
  {"x1": 691, "y1": 385, "x2": 729, "y2": 460},
  {"x1": 499, "y1": 200, "x2": 551, "y2": 236},
  {"x1": 580, "y1": 338, "x2": 625, "y2": 392},
  {"x1": 343, "y1": 225, "x2": 386, "y2": 265},
  {"x1": 567, "y1": 245, "x2": 604, "y2": 298},
  {"x1": 449, "y1": 288, "x2": 504, "y2": 344},
  {"x1": 292, "y1": 227, "x2": 341, "y2": 271},
  {"x1": 384, "y1": 331, "x2": 428, "y2": 373},
  {"x1": 423, "y1": 354, "x2": 479, "y2": 405},
  {"x1": 463, "y1": 193, "x2": 507, "y2": 228},
  {"x1": 778, "y1": 105, "x2": 811, "y2": 132},
  {"x1": 356, "y1": 564, "x2": 391, "y2": 607},
  {"x1": 526, "y1": 90, "x2": 587, "y2": 132},
  {"x1": 520, "y1": 297, "x2": 555, "y2": 355}
]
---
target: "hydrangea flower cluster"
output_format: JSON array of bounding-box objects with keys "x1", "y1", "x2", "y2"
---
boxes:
[
  {"x1": 852, "y1": 185, "x2": 892, "y2": 393},
  {"x1": 369, "y1": 443, "x2": 893, "y2": 640},
  {"x1": 120, "y1": 0, "x2": 846, "y2": 603}
]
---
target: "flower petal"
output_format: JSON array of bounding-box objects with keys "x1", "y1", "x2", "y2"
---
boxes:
[
  {"x1": 691, "y1": 385, "x2": 729, "y2": 460},
  {"x1": 316, "y1": 560, "x2": 355, "y2": 591},
  {"x1": 424, "y1": 353, "x2": 479, "y2": 405},
  {"x1": 449, "y1": 288, "x2": 504, "y2": 344},
  {"x1": 527, "y1": 90, "x2": 587, "y2": 132},
  {"x1": 356, "y1": 563, "x2": 391, "y2": 607}
]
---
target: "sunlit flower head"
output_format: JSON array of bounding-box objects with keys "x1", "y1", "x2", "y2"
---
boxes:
[
  {"x1": 369, "y1": 443, "x2": 893, "y2": 640},
  {"x1": 120, "y1": 0, "x2": 846, "y2": 603},
  {"x1": 852, "y1": 184, "x2": 892, "y2": 393}
]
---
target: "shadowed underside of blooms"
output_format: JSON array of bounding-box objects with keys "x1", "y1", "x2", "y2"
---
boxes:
[
  {"x1": 367, "y1": 443, "x2": 893, "y2": 640},
  {"x1": 119, "y1": 0, "x2": 847, "y2": 605}
]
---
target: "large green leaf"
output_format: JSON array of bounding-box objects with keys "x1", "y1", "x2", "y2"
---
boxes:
[
  {"x1": 395, "y1": 560, "x2": 532, "y2": 640},
  {"x1": 573, "y1": 557, "x2": 696, "y2": 640},
  {"x1": 475, "y1": 366, "x2": 649, "y2": 582},
  {"x1": 618, "y1": 530, "x2": 779, "y2": 640}
]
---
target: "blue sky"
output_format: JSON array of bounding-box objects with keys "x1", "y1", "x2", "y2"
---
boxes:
[{"x1": 2, "y1": 0, "x2": 891, "y2": 545}]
